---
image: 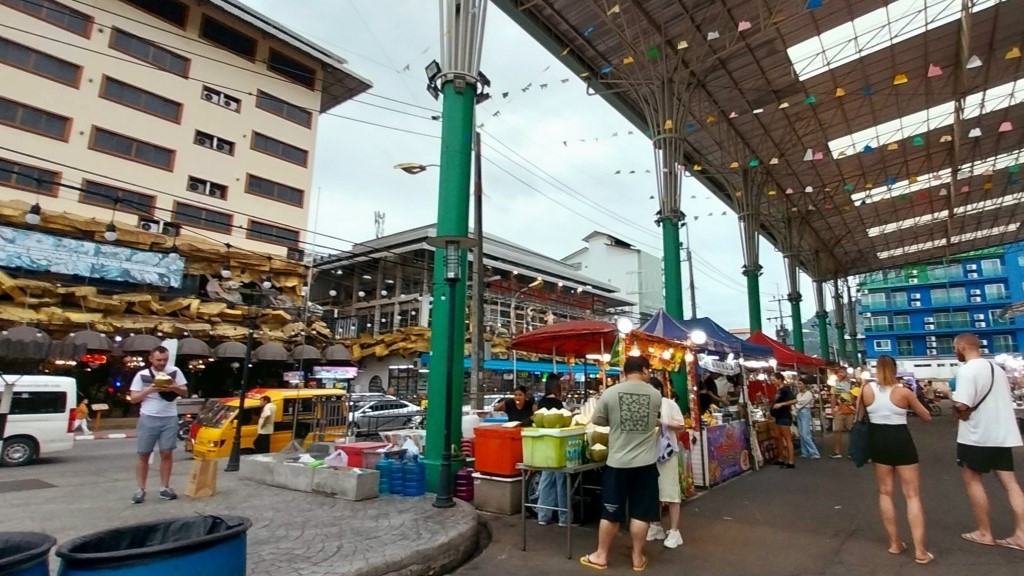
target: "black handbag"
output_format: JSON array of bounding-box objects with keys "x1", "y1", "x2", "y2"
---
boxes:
[{"x1": 849, "y1": 386, "x2": 871, "y2": 468}]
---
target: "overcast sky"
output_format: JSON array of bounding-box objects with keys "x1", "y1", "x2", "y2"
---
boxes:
[{"x1": 241, "y1": 0, "x2": 826, "y2": 332}]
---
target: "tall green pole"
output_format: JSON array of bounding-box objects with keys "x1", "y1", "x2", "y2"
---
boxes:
[
  {"x1": 816, "y1": 311, "x2": 831, "y2": 362},
  {"x1": 789, "y1": 294, "x2": 804, "y2": 352},
  {"x1": 744, "y1": 266, "x2": 763, "y2": 332},
  {"x1": 833, "y1": 281, "x2": 848, "y2": 365},
  {"x1": 661, "y1": 217, "x2": 689, "y2": 411},
  {"x1": 424, "y1": 81, "x2": 475, "y2": 493},
  {"x1": 835, "y1": 322, "x2": 848, "y2": 364}
]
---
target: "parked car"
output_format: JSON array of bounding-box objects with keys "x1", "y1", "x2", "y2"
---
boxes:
[{"x1": 349, "y1": 399, "x2": 422, "y2": 436}]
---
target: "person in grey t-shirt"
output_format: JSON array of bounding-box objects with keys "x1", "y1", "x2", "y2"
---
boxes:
[{"x1": 581, "y1": 356, "x2": 662, "y2": 572}]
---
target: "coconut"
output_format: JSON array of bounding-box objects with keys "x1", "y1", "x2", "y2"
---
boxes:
[
  {"x1": 152, "y1": 373, "x2": 173, "y2": 390},
  {"x1": 542, "y1": 411, "x2": 564, "y2": 428},
  {"x1": 591, "y1": 427, "x2": 610, "y2": 448},
  {"x1": 588, "y1": 443, "x2": 608, "y2": 462}
]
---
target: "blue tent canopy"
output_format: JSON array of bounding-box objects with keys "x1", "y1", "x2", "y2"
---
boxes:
[
  {"x1": 678, "y1": 317, "x2": 773, "y2": 358},
  {"x1": 637, "y1": 309, "x2": 692, "y2": 342}
]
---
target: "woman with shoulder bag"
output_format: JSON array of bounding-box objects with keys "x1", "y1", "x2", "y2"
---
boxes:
[
  {"x1": 862, "y1": 355, "x2": 934, "y2": 564},
  {"x1": 769, "y1": 373, "x2": 797, "y2": 469}
]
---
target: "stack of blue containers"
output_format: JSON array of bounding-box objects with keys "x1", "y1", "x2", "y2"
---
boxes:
[
  {"x1": 389, "y1": 458, "x2": 406, "y2": 496},
  {"x1": 376, "y1": 457, "x2": 392, "y2": 495},
  {"x1": 402, "y1": 457, "x2": 426, "y2": 497}
]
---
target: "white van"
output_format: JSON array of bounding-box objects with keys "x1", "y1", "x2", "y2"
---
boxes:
[{"x1": 1, "y1": 375, "x2": 76, "y2": 466}]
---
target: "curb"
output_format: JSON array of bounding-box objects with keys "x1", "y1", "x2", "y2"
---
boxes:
[{"x1": 75, "y1": 432, "x2": 136, "y2": 440}]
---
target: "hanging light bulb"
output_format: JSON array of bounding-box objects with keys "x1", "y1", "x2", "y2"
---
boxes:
[
  {"x1": 381, "y1": 290, "x2": 388, "y2": 297},
  {"x1": 661, "y1": 349, "x2": 673, "y2": 360},
  {"x1": 690, "y1": 329, "x2": 708, "y2": 345},
  {"x1": 358, "y1": 290, "x2": 366, "y2": 298},
  {"x1": 628, "y1": 344, "x2": 641, "y2": 357},
  {"x1": 328, "y1": 289, "x2": 338, "y2": 297},
  {"x1": 221, "y1": 265, "x2": 232, "y2": 279},
  {"x1": 25, "y1": 203, "x2": 42, "y2": 225},
  {"x1": 684, "y1": 351, "x2": 695, "y2": 363},
  {"x1": 103, "y1": 222, "x2": 117, "y2": 242},
  {"x1": 262, "y1": 276, "x2": 273, "y2": 290}
]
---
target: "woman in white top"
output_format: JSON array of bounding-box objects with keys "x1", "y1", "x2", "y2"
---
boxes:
[
  {"x1": 645, "y1": 377, "x2": 687, "y2": 549},
  {"x1": 861, "y1": 355, "x2": 934, "y2": 564},
  {"x1": 795, "y1": 382, "x2": 820, "y2": 459}
]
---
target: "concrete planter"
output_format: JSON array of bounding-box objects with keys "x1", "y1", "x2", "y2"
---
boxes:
[{"x1": 312, "y1": 467, "x2": 380, "y2": 501}]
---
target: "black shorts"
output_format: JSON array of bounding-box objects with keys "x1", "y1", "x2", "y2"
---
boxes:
[
  {"x1": 601, "y1": 464, "x2": 660, "y2": 523},
  {"x1": 869, "y1": 424, "x2": 918, "y2": 467},
  {"x1": 957, "y1": 443, "x2": 1015, "y2": 473}
]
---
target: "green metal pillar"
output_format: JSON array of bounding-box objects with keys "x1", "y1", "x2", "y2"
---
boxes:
[
  {"x1": 816, "y1": 311, "x2": 830, "y2": 362},
  {"x1": 660, "y1": 217, "x2": 689, "y2": 412},
  {"x1": 424, "y1": 82, "x2": 475, "y2": 493},
  {"x1": 789, "y1": 294, "x2": 804, "y2": 353},
  {"x1": 835, "y1": 322, "x2": 848, "y2": 364},
  {"x1": 833, "y1": 281, "x2": 848, "y2": 365},
  {"x1": 743, "y1": 266, "x2": 763, "y2": 333}
]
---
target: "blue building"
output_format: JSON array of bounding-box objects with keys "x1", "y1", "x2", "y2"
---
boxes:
[{"x1": 858, "y1": 242, "x2": 1024, "y2": 380}]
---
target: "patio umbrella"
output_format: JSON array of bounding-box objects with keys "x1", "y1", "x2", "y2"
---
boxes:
[
  {"x1": 213, "y1": 341, "x2": 247, "y2": 360},
  {"x1": 510, "y1": 320, "x2": 618, "y2": 357},
  {"x1": 119, "y1": 334, "x2": 162, "y2": 354},
  {"x1": 0, "y1": 326, "x2": 52, "y2": 361},
  {"x1": 63, "y1": 330, "x2": 113, "y2": 352},
  {"x1": 177, "y1": 337, "x2": 213, "y2": 358},
  {"x1": 322, "y1": 344, "x2": 352, "y2": 361},
  {"x1": 290, "y1": 344, "x2": 322, "y2": 362},
  {"x1": 253, "y1": 343, "x2": 288, "y2": 362}
]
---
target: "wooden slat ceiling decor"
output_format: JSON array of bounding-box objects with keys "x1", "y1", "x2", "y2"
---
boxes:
[{"x1": 493, "y1": 0, "x2": 1024, "y2": 278}]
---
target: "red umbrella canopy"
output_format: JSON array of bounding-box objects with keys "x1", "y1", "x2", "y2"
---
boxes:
[
  {"x1": 747, "y1": 331, "x2": 827, "y2": 369},
  {"x1": 510, "y1": 320, "x2": 618, "y2": 357}
]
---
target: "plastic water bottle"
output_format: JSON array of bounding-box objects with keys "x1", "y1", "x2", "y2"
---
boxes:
[
  {"x1": 404, "y1": 457, "x2": 426, "y2": 497},
  {"x1": 390, "y1": 458, "x2": 406, "y2": 496},
  {"x1": 376, "y1": 457, "x2": 392, "y2": 495}
]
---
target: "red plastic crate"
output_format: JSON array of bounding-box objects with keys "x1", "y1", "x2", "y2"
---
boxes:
[
  {"x1": 334, "y1": 442, "x2": 390, "y2": 468},
  {"x1": 473, "y1": 426, "x2": 522, "y2": 477}
]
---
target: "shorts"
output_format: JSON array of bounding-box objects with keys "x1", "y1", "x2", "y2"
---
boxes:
[
  {"x1": 656, "y1": 458, "x2": 681, "y2": 503},
  {"x1": 601, "y1": 464, "x2": 660, "y2": 523},
  {"x1": 137, "y1": 415, "x2": 178, "y2": 455},
  {"x1": 957, "y1": 443, "x2": 1015, "y2": 473},
  {"x1": 773, "y1": 418, "x2": 793, "y2": 427},
  {"x1": 869, "y1": 424, "x2": 919, "y2": 466},
  {"x1": 833, "y1": 413, "x2": 856, "y2": 432}
]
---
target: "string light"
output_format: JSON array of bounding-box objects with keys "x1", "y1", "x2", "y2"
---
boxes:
[{"x1": 25, "y1": 203, "x2": 41, "y2": 225}]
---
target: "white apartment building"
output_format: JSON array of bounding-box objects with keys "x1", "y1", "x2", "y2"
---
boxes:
[
  {"x1": 0, "y1": 0, "x2": 369, "y2": 256},
  {"x1": 562, "y1": 231, "x2": 664, "y2": 322}
]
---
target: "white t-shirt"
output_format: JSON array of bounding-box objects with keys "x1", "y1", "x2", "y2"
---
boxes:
[
  {"x1": 130, "y1": 367, "x2": 187, "y2": 417},
  {"x1": 952, "y1": 359, "x2": 1023, "y2": 447},
  {"x1": 258, "y1": 402, "x2": 277, "y2": 435},
  {"x1": 715, "y1": 377, "x2": 734, "y2": 399},
  {"x1": 796, "y1": 390, "x2": 815, "y2": 410},
  {"x1": 660, "y1": 397, "x2": 686, "y2": 452}
]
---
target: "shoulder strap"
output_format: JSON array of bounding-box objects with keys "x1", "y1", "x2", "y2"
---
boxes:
[{"x1": 971, "y1": 361, "x2": 996, "y2": 411}]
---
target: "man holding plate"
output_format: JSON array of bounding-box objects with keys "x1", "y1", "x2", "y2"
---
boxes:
[{"x1": 129, "y1": 345, "x2": 188, "y2": 504}]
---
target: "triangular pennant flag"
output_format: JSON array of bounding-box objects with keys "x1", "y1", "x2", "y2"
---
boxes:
[
  {"x1": 768, "y1": 189, "x2": 777, "y2": 196},
  {"x1": 893, "y1": 73, "x2": 909, "y2": 85},
  {"x1": 886, "y1": 176, "x2": 897, "y2": 186},
  {"x1": 753, "y1": 108, "x2": 764, "y2": 114},
  {"x1": 623, "y1": 55, "x2": 635, "y2": 65},
  {"x1": 677, "y1": 40, "x2": 689, "y2": 50},
  {"x1": 748, "y1": 159, "x2": 760, "y2": 167},
  {"x1": 982, "y1": 167, "x2": 995, "y2": 176},
  {"x1": 1009, "y1": 164, "x2": 1021, "y2": 174},
  {"x1": 887, "y1": 142, "x2": 899, "y2": 150},
  {"x1": 838, "y1": 150, "x2": 848, "y2": 158},
  {"x1": 561, "y1": 46, "x2": 571, "y2": 56},
  {"x1": 966, "y1": 54, "x2": 983, "y2": 68},
  {"x1": 729, "y1": 161, "x2": 740, "y2": 169},
  {"x1": 862, "y1": 144, "x2": 875, "y2": 153},
  {"x1": 502, "y1": 91, "x2": 509, "y2": 99},
  {"x1": 862, "y1": 85, "x2": 874, "y2": 95},
  {"x1": 927, "y1": 63, "x2": 943, "y2": 77},
  {"x1": 728, "y1": 111, "x2": 738, "y2": 118},
  {"x1": 785, "y1": 188, "x2": 794, "y2": 194},
  {"x1": 607, "y1": 4, "x2": 621, "y2": 15},
  {"x1": 692, "y1": 164, "x2": 702, "y2": 171},
  {"x1": 614, "y1": 170, "x2": 621, "y2": 175},
  {"x1": 600, "y1": 65, "x2": 613, "y2": 75},
  {"x1": 707, "y1": 114, "x2": 717, "y2": 123},
  {"x1": 813, "y1": 151, "x2": 824, "y2": 160},
  {"x1": 984, "y1": 182, "x2": 993, "y2": 190},
  {"x1": 804, "y1": 186, "x2": 814, "y2": 193},
  {"x1": 939, "y1": 188, "x2": 948, "y2": 196},
  {"x1": 707, "y1": 31, "x2": 720, "y2": 40},
  {"x1": 998, "y1": 121, "x2": 1013, "y2": 132},
  {"x1": 917, "y1": 192, "x2": 928, "y2": 200},
  {"x1": 1007, "y1": 46, "x2": 1022, "y2": 60},
  {"x1": 805, "y1": 95, "x2": 817, "y2": 105},
  {"x1": 961, "y1": 185, "x2": 970, "y2": 193},
  {"x1": 968, "y1": 127, "x2": 982, "y2": 137},
  {"x1": 737, "y1": 21, "x2": 752, "y2": 32},
  {"x1": 909, "y1": 175, "x2": 919, "y2": 184},
  {"x1": 835, "y1": 87, "x2": 846, "y2": 97},
  {"x1": 940, "y1": 134, "x2": 953, "y2": 142},
  {"x1": 844, "y1": 183, "x2": 853, "y2": 191},
  {"x1": 664, "y1": 119, "x2": 674, "y2": 130},
  {"x1": 807, "y1": 0, "x2": 823, "y2": 8},
  {"x1": 686, "y1": 123, "x2": 697, "y2": 132},
  {"x1": 803, "y1": 149, "x2": 814, "y2": 161},
  {"x1": 778, "y1": 102, "x2": 790, "y2": 109},
  {"x1": 647, "y1": 46, "x2": 661, "y2": 59},
  {"x1": 769, "y1": 157, "x2": 779, "y2": 165},
  {"x1": 912, "y1": 136, "x2": 925, "y2": 146}
]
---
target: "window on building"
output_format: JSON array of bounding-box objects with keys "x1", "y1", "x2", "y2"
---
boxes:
[
  {"x1": 873, "y1": 339, "x2": 891, "y2": 352},
  {"x1": 862, "y1": 293, "x2": 886, "y2": 310},
  {"x1": 993, "y1": 335, "x2": 1014, "y2": 354},
  {"x1": 989, "y1": 310, "x2": 1008, "y2": 326},
  {"x1": 251, "y1": 132, "x2": 308, "y2": 166},
  {"x1": 90, "y1": 128, "x2": 174, "y2": 170},
  {"x1": 172, "y1": 201, "x2": 231, "y2": 233},
  {"x1": 247, "y1": 220, "x2": 300, "y2": 247},
  {"x1": 929, "y1": 263, "x2": 962, "y2": 281},
  {"x1": 937, "y1": 337, "x2": 954, "y2": 355},
  {"x1": 199, "y1": 86, "x2": 241, "y2": 111},
  {"x1": 255, "y1": 91, "x2": 312, "y2": 128},
  {"x1": 193, "y1": 131, "x2": 234, "y2": 155},
  {"x1": 80, "y1": 180, "x2": 155, "y2": 216},
  {"x1": 934, "y1": 312, "x2": 970, "y2": 330},
  {"x1": 100, "y1": 77, "x2": 182, "y2": 122},
  {"x1": 199, "y1": 15, "x2": 257, "y2": 60},
  {"x1": 0, "y1": 0, "x2": 91, "y2": 37},
  {"x1": 245, "y1": 174, "x2": 303, "y2": 206},
  {"x1": 985, "y1": 283, "x2": 1007, "y2": 301},
  {"x1": 0, "y1": 158, "x2": 59, "y2": 196},
  {"x1": 267, "y1": 48, "x2": 316, "y2": 89},
  {"x1": 897, "y1": 338, "x2": 914, "y2": 356},
  {"x1": 121, "y1": 0, "x2": 188, "y2": 28},
  {"x1": 186, "y1": 176, "x2": 227, "y2": 200},
  {"x1": 890, "y1": 291, "x2": 908, "y2": 308},
  {"x1": 930, "y1": 288, "x2": 947, "y2": 306},
  {"x1": 893, "y1": 315, "x2": 911, "y2": 332},
  {"x1": 8, "y1": 390, "x2": 66, "y2": 415},
  {"x1": 0, "y1": 38, "x2": 81, "y2": 87},
  {"x1": 980, "y1": 258, "x2": 1004, "y2": 276},
  {"x1": 931, "y1": 287, "x2": 966, "y2": 306},
  {"x1": 868, "y1": 316, "x2": 890, "y2": 332},
  {"x1": 949, "y1": 287, "x2": 966, "y2": 303},
  {"x1": 0, "y1": 97, "x2": 70, "y2": 140},
  {"x1": 110, "y1": 28, "x2": 189, "y2": 77}
]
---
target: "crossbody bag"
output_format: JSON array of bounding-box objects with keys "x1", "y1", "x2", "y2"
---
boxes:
[{"x1": 953, "y1": 362, "x2": 995, "y2": 422}]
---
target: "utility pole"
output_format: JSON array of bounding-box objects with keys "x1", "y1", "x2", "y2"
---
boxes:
[
  {"x1": 768, "y1": 288, "x2": 791, "y2": 344},
  {"x1": 470, "y1": 131, "x2": 485, "y2": 411},
  {"x1": 682, "y1": 222, "x2": 697, "y2": 319}
]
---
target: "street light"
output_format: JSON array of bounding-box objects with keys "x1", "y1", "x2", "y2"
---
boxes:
[
  {"x1": 510, "y1": 278, "x2": 544, "y2": 387},
  {"x1": 225, "y1": 306, "x2": 259, "y2": 473},
  {"x1": 425, "y1": 234, "x2": 474, "y2": 509},
  {"x1": 394, "y1": 162, "x2": 439, "y2": 175}
]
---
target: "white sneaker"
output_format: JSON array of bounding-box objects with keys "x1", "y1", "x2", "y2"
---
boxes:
[
  {"x1": 664, "y1": 529, "x2": 684, "y2": 549},
  {"x1": 646, "y1": 524, "x2": 666, "y2": 541}
]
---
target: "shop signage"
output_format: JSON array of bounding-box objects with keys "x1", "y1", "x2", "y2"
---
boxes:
[
  {"x1": 705, "y1": 420, "x2": 750, "y2": 486},
  {"x1": 698, "y1": 355, "x2": 741, "y2": 375},
  {"x1": 0, "y1": 225, "x2": 185, "y2": 288}
]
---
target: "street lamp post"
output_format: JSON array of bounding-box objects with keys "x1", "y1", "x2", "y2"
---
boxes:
[
  {"x1": 224, "y1": 308, "x2": 258, "y2": 472},
  {"x1": 510, "y1": 278, "x2": 543, "y2": 387}
]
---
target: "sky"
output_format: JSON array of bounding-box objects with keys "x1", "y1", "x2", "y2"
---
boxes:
[{"x1": 240, "y1": 0, "x2": 826, "y2": 332}]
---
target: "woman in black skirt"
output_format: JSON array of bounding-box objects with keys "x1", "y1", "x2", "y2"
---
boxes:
[{"x1": 861, "y1": 355, "x2": 934, "y2": 564}]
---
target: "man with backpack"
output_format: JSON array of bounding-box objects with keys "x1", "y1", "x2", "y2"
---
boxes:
[{"x1": 129, "y1": 346, "x2": 188, "y2": 504}]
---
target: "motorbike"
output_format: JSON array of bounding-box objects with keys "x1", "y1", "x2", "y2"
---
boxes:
[
  {"x1": 921, "y1": 397, "x2": 942, "y2": 417},
  {"x1": 178, "y1": 414, "x2": 194, "y2": 441}
]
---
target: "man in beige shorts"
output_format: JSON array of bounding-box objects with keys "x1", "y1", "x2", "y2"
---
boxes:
[{"x1": 830, "y1": 372, "x2": 857, "y2": 458}]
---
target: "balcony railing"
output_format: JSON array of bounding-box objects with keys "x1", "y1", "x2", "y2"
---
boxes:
[
  {"x1": 865, "y1": 324, "x2": 892, "y2": 333},
  {"x1": 993, "y1": 342, "x2": 1016, "y2": 354},
  {"x1": 893, "y1": 322, "x2": 911, "y2": 332},
  {"x1": 934, "y1": 320, "x2": 973, "y2": 330},
  {"x1": 981, "y1": 266, "x2": 1006, "y2": 276}
]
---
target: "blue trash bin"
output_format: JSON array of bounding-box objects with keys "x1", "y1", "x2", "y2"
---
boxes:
[
  {"x1": 0, "y1": 532, "x2": 56, "y2": 576},
  {"x1": 55, "y1": 515, "x2": 250, "y2": 576}
]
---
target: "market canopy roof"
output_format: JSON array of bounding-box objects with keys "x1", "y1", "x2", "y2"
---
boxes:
[
  {"x1": 510, "y1": 320, "x2": 618, "y2": 357},
  {"x1": 494, "y1": 0, "x2": 1024, "y2": 277},
  {"x1": 638, "y1": 309, "x2": 691, "y2": 342},
  {"x1": 679, "y1": 317, "x2": 773, "y2": 357},
  {"x1": 747, "y1": 331, "x2": 827, "y2": 369}
]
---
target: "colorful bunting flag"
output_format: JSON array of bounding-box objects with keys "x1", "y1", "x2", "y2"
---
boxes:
[
  {"x1": 677, "y1": 40, "x2": 689, "y2": 50},
  {"x1": 623, "y1": 55, "x2": 635, "y2": 65},
  {"x1": 968, "y1": 128, "x2": 982, "y2": 137},
  {"x1": 927, "y1": 64, "x2": 943, "y2": 77},
  {"x1": 835, "y1": 87, "x2": 846, "y2": 97},
  {"x1": 738, "y1": 21, "x2": 752, "y2": 32},
  {"x1": 707, "y1": 31, "x2": 720, "y2": 40},
  {"x1": 607, "y1": 4, "x2": 621, "y2": 15},
  {"x1": 966, "y1": 55, "x2": 983, "y2": 68},
  {"x1": 998, "y1": 121, "x2": 1013, "y2": 132},
  {"x1": 1007, "y1": 46, "x2": 1022, "y2": 60},
  {"x1": 912, "y1": 136, "x2": 925, "y2": 146}
]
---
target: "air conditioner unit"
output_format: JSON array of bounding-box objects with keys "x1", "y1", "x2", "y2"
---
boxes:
[
  {"x1": 924, "y1": 324, "x2": 935, "y2": 331},
  {"x1": 138, "y1": 217, "x2": 162, "y2": 234},
  {"x1": 195, "y1": 134, "x2": 211, "y2": 147},
  {"x1": 909, "y1": 270, "x2": 919, "y2": 276},
  {"x1": 970, "y1": 289, "x2": 982, "y2": 295},
  {"x1": 910, "y1": 301, "x2": 922, "y2": 307},
  {"x1": 221, "y1": 97, "x2": 239, "y2": 111},
  {"x1": 966, "y1": 264, "x2": 978, "y2": 271},
  {"x1": 975, "y1": 321, "x2": 987, "y2": 328},
  {"x1": 967, "y1": 272, "x2": 979, "y2": 279},
  {"x1": 201, "y1": 89, "x2": 218, "y2": 102},
  {"x1": 909, "y1": 278, "x2": 919, "y2": 284},
  {"x1": 863, "y1": 312, "x2": 872, "y2": 318},
  {"x1": 925, "y1": 336, "x2": 937, "y2": 342},
  {"x1": 980, "y1": 339, "x2": 989, "y2": 346},
  {"x1": 980, "y1": 348, "x2": 990, "y2": 354},
  {"x1": 973, "y1": 314, "x2": 986, "y2": 320},
  {"x1": 187, "y1": 179, "x2": 205, "y2": 193},
  {"x1": 161, "y1": 222, "x2": 181, "y2": 237},
  {"x1": 910, "y1": 293, "x2": 921, "y2": 300},
  {"x1": 286, "y1": 247, "x2": 305, "y2": 262},
  {"x1": 924, "y1": 317, "x2": 935, "y2": 323},
  {"x1": 926, "y1": 341, "x2": 937, "y2": 348},
  {"x1": 927, "y1": 350, "x2": 938, "y2": 356},
  {"x1": 970, "y1": 296, "x2": 982, "y2": 303},
  {"x1": 215, "y1": 140, "x2": 232, "y2": 153}
]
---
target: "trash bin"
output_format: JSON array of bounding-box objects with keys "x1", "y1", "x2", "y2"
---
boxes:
[
  {"x1": 55, "y1": 515, "x2": 251, "y2": 576},
  {"x1": 0, "y1": 532, "x2": 56, "y2": 576}
]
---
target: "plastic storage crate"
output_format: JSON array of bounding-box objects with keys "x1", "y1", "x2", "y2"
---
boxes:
[{"x1": 521, "y1": 427, "x2": 585, "y2": 469}]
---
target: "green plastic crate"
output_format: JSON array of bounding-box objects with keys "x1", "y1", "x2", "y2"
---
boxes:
[{"x1": 521, "y1": 426, "x2": 585, "y2": 469}]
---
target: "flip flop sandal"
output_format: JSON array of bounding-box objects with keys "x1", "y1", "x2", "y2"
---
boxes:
[
  {"x1": 915, "y1": 552, "x2": 935, "y2": 565},
  {"x1": 579, "y1": 555, "x2": 607, "y2": 571},
  {"x1": 888, "y1": 542, "x2": 907, "y2": 555},
  {"x1": 961, "y1": 532, "x2": 995, "y2": 546},
  {"x1": 995, "y1": 539, "x2": 1024, "y2": 552},
  {"x1": 633, "y1": 556, "x2": 649, "y2": 572}
]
